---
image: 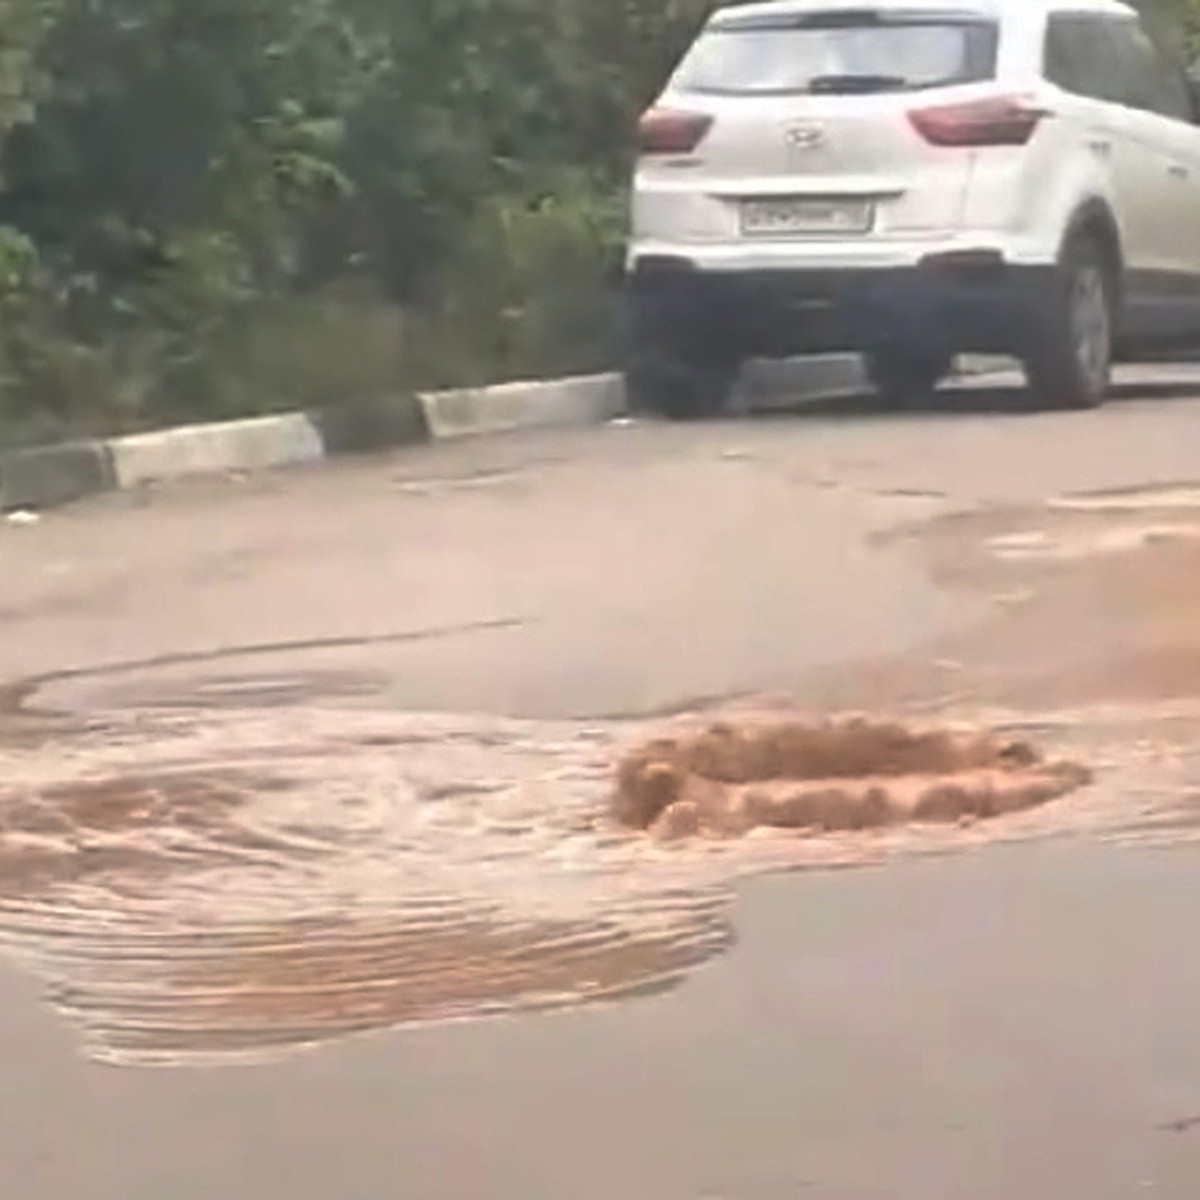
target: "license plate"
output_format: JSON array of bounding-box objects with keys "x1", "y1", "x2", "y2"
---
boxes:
[{"x1": 740, "y1": 197, "x2": 873, "y2": 237}]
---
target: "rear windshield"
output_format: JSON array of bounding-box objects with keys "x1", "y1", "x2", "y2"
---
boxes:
[{"x1": 673, "y1": 11, "x2": 999, "y2": 95}]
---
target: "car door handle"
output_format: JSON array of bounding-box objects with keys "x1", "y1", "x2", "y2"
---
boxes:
[
  {"x1": 1087, "y1": 138, "x2": 1112, "y2": 156},
  {"x1": 1169, "y1": 162, "x2": 1191, "y2": 180}
]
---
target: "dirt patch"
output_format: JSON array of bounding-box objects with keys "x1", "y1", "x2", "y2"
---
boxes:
[{"x1": 614, "y1": 718, "x2": 1091, "y2": 839}]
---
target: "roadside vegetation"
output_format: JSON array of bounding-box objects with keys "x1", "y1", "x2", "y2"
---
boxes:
[{"x1": 0, "y1": 0, "x2": 1192, "y2": 445}]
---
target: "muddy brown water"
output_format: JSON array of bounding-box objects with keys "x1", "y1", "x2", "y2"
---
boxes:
[{"x1": 2, "y1": 483, "x2": 1200, "y2": 1068}]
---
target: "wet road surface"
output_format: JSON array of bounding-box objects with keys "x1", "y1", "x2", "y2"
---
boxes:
[{"x1": 4, "y1": 367, "x2": 1200, "y2": 1195}]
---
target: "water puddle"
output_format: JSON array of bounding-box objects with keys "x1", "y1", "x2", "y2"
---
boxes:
[
  {"x1": 0, "y1": 702, "x2": 731, "y2": 1065},
  {"x1": 0, "y1": 684, "x2": 1192, "y2": 1069}
]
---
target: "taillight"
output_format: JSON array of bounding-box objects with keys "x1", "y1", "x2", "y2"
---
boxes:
[
  {"x1": 638, "y1": 107, "x2": 713, "y2": 156},
  {"x1": 908, "y1": 96, "x2": 1046, "y2": 147}
]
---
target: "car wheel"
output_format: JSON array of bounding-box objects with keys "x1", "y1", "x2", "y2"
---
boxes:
[
  {"x1": 624, "y1": 358, "x2": 737, "y2": 420},
  {"x1": 864, "y1": 348, "x2": 950, "y2": 408},
  {"x1": 1022, "y1": 233, "x2": 1114, "y2": 411}
]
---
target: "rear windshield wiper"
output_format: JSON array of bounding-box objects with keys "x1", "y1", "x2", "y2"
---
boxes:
[{"x1": 806, "y1": 73, "x2": 911, "y2": 94}]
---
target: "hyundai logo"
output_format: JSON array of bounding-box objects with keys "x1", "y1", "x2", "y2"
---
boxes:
[{"x1": 785, "y1": 124, "x2": 827, "y2": 151}]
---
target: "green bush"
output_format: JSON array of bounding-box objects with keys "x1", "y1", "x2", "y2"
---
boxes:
[
  {"x1": 405, "y1": 173, "x2": 625, "y2": 389},
  {"x1": 0, "y1": 0, "x2": 716, "y2": 442}
]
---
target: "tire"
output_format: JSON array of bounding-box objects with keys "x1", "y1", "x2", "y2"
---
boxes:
[
  {"x1": 624, "y1": 358, "x2": 737, "y2": 420},
  {"x1": 1022, "y1": 233, "x2": 1114, "y2": 411},
  {"x1": 864, "y1": 348, "x2": 950, "y2": 409}
]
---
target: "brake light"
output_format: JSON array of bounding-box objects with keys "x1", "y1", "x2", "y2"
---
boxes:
[
  {"x1": 638, "y1": 107, "x2": 713, "y2": 156},
  {"x1": 908, "y1": 96, "x2": 1046, "y2": 147}
]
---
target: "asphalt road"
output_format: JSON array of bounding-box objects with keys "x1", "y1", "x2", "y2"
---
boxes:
[{"x1": 4, "y1": 368, "x2": 1200, "y2": 1199}]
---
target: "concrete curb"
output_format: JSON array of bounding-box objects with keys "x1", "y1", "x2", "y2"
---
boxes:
[
  {"x1": 2, "y1": 353, "x2": 972, "y2": 512},
  {"x1": 419, "y1": 374, "x2": 624, "y2": 441},
  {"x1": 110, "y1": 413, "x2": 326, "y2": 491}
]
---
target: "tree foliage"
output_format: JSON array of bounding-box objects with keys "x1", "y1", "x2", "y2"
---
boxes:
[{"x1": 0, "y1": 0, "x2": 719, "y2": 439}]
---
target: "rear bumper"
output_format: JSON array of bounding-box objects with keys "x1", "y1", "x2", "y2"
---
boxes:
[{"x1": 625, "y1": 253, "x2": 1056, "y2": 362}]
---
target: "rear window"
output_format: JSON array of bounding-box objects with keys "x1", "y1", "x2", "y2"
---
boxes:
[{"x1": 673, "y1": 10, "x2": 999, "y2": 96}]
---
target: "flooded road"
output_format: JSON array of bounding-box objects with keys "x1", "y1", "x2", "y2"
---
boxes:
[{"x1": 4, "y1": 367, "x2": 1200, "y2": 1196}]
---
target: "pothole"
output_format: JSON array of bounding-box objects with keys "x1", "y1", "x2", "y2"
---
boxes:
[{"x1": 614, "y1": 718, "x2": 1091, "y2": 840}]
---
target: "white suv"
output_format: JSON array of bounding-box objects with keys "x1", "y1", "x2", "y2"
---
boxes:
[{"x1": 625, "y1": 0, "x2": 1200, "y2": 415}]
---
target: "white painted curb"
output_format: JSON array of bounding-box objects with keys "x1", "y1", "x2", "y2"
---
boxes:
[
  {"x1": 419, "y1": 374, "x2": 625, "y2": 441},
  {"x1": 110, "y1": 413, "x2": 325, "y2": 489}
]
